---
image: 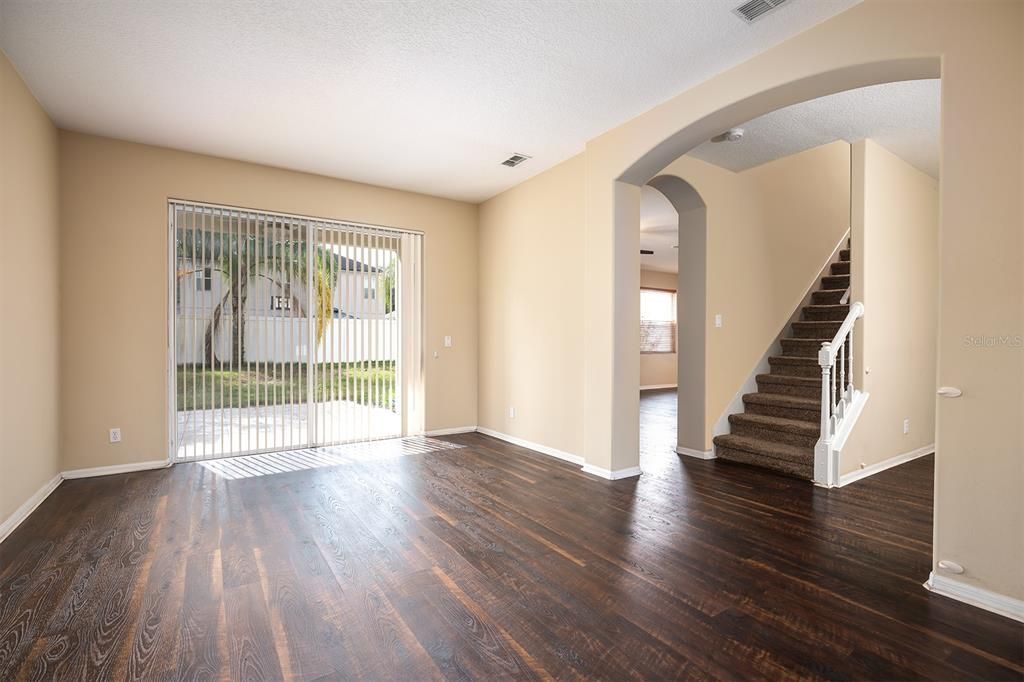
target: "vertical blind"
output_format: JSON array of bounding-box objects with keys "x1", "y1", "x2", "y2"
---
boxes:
[
  {"x1": 640, "y1": 287, "x2": 676, "y2": 353},
  {"x1": 170, "y1": 200, "x2": 423, "y2": 462}
]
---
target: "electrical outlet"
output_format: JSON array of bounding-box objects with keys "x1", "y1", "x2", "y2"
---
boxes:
[
  {"x1": 714, "y1": 314, "x2": 723, "y2": 328},
  {"x1": 509, "y1": 407, "x2": 516, "y2": 419},
  {"x1": 109, "y1": 428, "x2": 122, "y2": 443},
  {"x1": 903, "y1": 418, "x2": 910, "y2": 435}
]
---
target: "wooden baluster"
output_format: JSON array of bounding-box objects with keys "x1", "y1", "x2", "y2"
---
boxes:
[
  {"x1": 839, "y1": 340, "x2": 846, "y2": 405},
  {"x1": 847, "y1": 329, "x2": 855, "y2": 397}
]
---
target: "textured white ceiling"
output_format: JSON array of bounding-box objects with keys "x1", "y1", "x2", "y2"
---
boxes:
[
  {"x1": 639, "y1": 78, "x2": 940, "y2": 273},
  {"x1": 690, "y1": 79, "x2": 941, "y2": 177},
  {"x1": 0, "y1": 0, "x2": 860, "y2": 202}
]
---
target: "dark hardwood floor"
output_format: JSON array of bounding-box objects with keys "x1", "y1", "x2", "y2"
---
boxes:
[
  {"x1": 639, "y1": 387, "x2": 682, "y2": 475},
  {"x1": 1, "y1": 395, "x2": 1021, "y2": 680}
]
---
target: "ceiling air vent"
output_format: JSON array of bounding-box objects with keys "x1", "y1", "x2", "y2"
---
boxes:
[
  {"x1": 733, "y1": 0, "x2": 790, "y2": 23},
  {"x1": 501, "y1": 153, "x2": 531, "y2": 168}
]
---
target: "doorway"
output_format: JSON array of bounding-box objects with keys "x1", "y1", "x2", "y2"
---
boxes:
[
  {"x1": 169, "y1": 200, "x2": 424, "y2": 462},
  {"x1": 638, "y1": 178, "x2": 708, "y2": 468}
]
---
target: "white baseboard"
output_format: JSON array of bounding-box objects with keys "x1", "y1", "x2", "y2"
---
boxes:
[
  {"x1": 581, "y1": 464, "x2": 643, "y2": 480},
  {"x1": 0, "y1": 474, "x2": 62, "y2": 544},
  {"x1": 925, "y1": 572, "x2": 1024, "y2": 623},
  {"x1": 424, "y1": 426, "x2": 478, "y2": 436},
  {"x1": 475, "y1": 427, "x2": 585, "y2": 466},
  {"x1": 476, "y1": 427, "x2": 645, "y2": 480},
  {"x1": 640, "y1": 384, "x2": 677, "y2": 391},
  {"x1": 676, "y1": 446, "x2": 715, "y2": 460},
  {"x1": 837, "y1": 443, "x2": 933, "y2": 487},
  {"x1": 2, "y1": 458, "x2": 171, "y2": 545},
  {"x1": 62, "y1": 459, "x2": 171, "y2": 480}
]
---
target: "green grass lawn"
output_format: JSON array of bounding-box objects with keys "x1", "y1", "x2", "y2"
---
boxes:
[{"x1": 176, "y1": 362, "x2": 395, "y2": 412}]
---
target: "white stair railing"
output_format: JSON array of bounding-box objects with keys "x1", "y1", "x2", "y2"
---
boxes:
[{"x1": 814, "y1": 299, "x2": 865, "y2": 486}]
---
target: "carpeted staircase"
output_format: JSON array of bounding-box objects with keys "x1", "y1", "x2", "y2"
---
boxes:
[{"x1": 712, "y1": 243, "x2": 851, "y2": 479}]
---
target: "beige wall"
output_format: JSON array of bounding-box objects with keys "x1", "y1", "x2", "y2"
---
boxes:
[
  {"x1": 479, "y1": 143, "x2": 848, "y2": 457},
  {"x1": 639, "y1": 269, "x2": 678, "y2": 389},
  {"x1": 579, "y1": 0, "x2": 1022, "y2": 601},
  {"x1": 658, "y1": 143, "x2": 851, "y2": 448},
  {"x1": 843, "y1": 139, "x2": 938, "y2": 474},
  {"x1": 0, "y1": 52, "x2": 60, "y2": 523},
  {"x1": 477, "y1": 154, "x2": 586, "y2": 455},
  {"x1": 58, "y1": 132, "x2": 478, "y2": 471},
  {"x1": 4, "y1": 0, "x2": 1020, "y2": 611}
]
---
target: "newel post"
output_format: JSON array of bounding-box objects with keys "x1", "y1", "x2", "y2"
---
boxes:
[{"x1": 814, "y1": 341, "x2": 834, "y2": 486}]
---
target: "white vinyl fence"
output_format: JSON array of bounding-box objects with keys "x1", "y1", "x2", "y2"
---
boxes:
[{"x1": 175, "y1": 314, "x2": 399, "y2": 364}]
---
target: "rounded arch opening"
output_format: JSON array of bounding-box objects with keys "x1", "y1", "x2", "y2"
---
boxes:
[
  {"x1": 610, "y1": 56, "x2": 942, "y2": 473},
  {"x1": 644, "y1": 175, "x2": 707, "y2": 456},
  {"x1": 618, "y1": 57, "x2": 939, "y2": 186}
]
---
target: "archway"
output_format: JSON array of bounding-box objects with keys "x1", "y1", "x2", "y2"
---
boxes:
[
  {"x1": 581, "y1": 57, "x2": 942, "y2": 479},
  {"x1": 575, "y1": 0, "x2": 1022, "y2": 622},
  {"x1": 645, "y1": 176, "x2": 707, "y2": 457}
]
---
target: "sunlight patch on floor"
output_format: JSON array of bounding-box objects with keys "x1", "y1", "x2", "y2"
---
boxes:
[{"x1": 198, "y1": 436, "x2": 465, "y2": 479}]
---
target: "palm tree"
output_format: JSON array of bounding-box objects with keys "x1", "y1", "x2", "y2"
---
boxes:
[
  {"x1": 382, "y1": 259, "x2": 397, "y2": 315},
  {"x1": 175, "y1": 219, "x2": 341, "y2": 368}
]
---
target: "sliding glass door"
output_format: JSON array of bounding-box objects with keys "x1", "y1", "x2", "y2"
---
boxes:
[{"x1": 169, "y1": 200, "x2": 423, "y2": 462}]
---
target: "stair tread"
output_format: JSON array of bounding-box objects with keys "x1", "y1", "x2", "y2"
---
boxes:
[
  {"x1": 713, "y1": 434, "x2": 812, "y2": 463},
  {"x1": 756, "y1": 373, "x2": 819, "y2": 386},
  {"x1": 793, "y1": 320, "x2": 841, "y2": 328},
  {"x1": 804, "y1": 304, "x2": 850, "y2": 312},
  {"x1": 768, "y1": 355, "x2": 818, "y2": 365},
  {"x1": 743, "y1": 392, "x2": 818, "y2": 408},
  {"x1": 729, "y1": 412, "x2": 820, "y2": 435}
]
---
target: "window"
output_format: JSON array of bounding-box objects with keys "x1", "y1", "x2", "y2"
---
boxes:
[
  {"x1": 195, "y1": 267, "x2": 212, "y2": 291},
  {"x1": 271, "y1": 285, "x2": 292, "y2": 311},
  {"x1": 640, "y1": 288, "x2": 676, "y2": 353}
]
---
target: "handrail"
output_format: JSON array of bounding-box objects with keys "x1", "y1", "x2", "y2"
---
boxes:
[
  {"x1": 814, "y1": 301, "x2": 865, "y2": 486},
  {"x1": 820, "y1": 301, "x2": 864, "y2": 365}
]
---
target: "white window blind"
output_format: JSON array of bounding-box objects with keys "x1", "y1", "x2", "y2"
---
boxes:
[
  {"x1": 640, "y1": 288, "x2": 676, "y2": 353},
  {"x1": 169, "y1": 200, "x2": 424, "y2": 462}
]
